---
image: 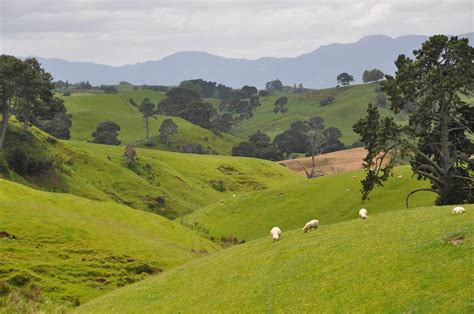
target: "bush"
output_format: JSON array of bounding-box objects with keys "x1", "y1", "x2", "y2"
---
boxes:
[
  {"x1": 319, "y1": 96, "x2": 335, "y2": 106},
  {"x1": 209, "y1": 179, "x2": 225, "y2": 192},
  {"x1": 6, "y1": 148, "x2": 52, "y2": 175},
  {"x1": 62, "y1": 92, "x2": 71, "y2": 96},
  {"x1": 182, "y1": 143, "x2": 204, "y2": 154}
]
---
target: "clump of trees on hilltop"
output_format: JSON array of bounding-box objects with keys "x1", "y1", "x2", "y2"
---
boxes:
[
  {"x1": 354, "y1": 35, "x2": 473, "y2": 206},
  {"x1": 155, "y1": 79, "x2": 263, "y2": 135},
  {"x1": 362, "y1": 69, "x2": 384, "y2": 83}
]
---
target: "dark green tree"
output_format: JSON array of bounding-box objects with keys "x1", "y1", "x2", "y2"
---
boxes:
[
  {"x1": 211, "y1": 113, "x2": 234, "y2": 133},
  {"x1": 363, "y1": 69, "x2": 384, "y2": 83},
  {"x1": 273, "y1": 96, "x2": 288, "y2": 114},
  {"x1": 0, "y1": 55, "x2": 70, "y2": 148},
  {"x1": 240, "y1": 85, "x2": 258, "y2": 98},
  {"x1": 159, "y1": 118, "x2": 178, "y2": 145},
  {"x1": 92, "y1": 121, "x2": 121, "y2": 145},
  {"x1": 139, "y1": 98, "x2": 156, "y2": 140},
  {"x1": 274, "y1": 121, "x2": 308, "y2": 157},
  {"x1": 231, "y1": 141, "x2": 256, "y2": 157},
  {"x1": 157, "y1": 88, "x2": 215, "y2": 129},
  {"x1": 354, "y1": 35, "x2": 474, "y2": 206},
  {"x1": 36, "y1": 112, "x2": 72, "y2": 139},
  {"x1": 336, "y1": 72, "x2": 354, "y2": 86}
]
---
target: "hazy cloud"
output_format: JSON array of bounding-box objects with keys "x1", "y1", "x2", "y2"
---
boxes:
[{"x1": 1, "y1": 0, "x2": 472, "y2": 65}]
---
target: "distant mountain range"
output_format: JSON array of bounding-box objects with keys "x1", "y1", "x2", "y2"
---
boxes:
[{"x1": 35, "y1": 33, "x2": 473, "y2": 89}]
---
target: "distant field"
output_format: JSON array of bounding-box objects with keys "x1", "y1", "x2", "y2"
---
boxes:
[
  {"x1": 0, "y1": 179, "x2": 218, "y2": 310},
  {"x1": 61, "y1": 90, "x2": 239, "y2": 155},
  {"x1": 184, "y1": 166, "x2": 436, "y2": 241},
  {"x1": 78, "y1": 204, "x2": 473, "y2": 313},
  {"x1": 231, "y1": 83, "x2": 406, "y2": 144}
]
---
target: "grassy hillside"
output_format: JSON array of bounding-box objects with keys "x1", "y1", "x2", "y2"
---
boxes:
[
  {"x1": 0, "y1": 179, "x2": 218, "y2": 311},
  {"x1": 232, "y1": 83, "x2": 404, "y2": 144},
  {"x1": 184, "y1": 166, "x2": 436, "y2": 241},
  {"x1": 0, "y1": 125, "x2": 301, "y2": 218},
  {"x1": 78, "y1": 204, "x2": 473, "y2": 313},
  {"x1": 61, "y1": 90, "x2": 239, "y2": 155}
]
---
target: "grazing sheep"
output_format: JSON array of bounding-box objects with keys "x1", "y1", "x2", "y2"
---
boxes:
[
  {"x1": 452, "y1": 207, "x2": 466, "y2": 214},
  {"x1": 302, "y1": 220, "x2": 319, "y2": 233},
  {"x1": 397, "y1": 175, "x2": 403, "y2": 178},
  {"x1": 270, "y1": 227, "x2": 282, "y2": 242},
  {"x1": 359, "y1": 208, "x2": 368, "y2": 219}
]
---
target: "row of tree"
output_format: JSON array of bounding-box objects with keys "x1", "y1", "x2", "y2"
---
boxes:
[
  {"x1": 231, "y1": 116, "x2": 345, "y2": 165},
  {"x1": 91, "y1": 118, "x2": 179, "y2": 146}
]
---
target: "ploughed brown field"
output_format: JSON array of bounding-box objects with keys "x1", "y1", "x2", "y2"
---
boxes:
[{"x1": 278, "y1": 147, "x2": 366, "y2": 177}]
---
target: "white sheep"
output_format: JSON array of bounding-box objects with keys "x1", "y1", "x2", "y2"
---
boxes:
[
  {"x1": 452, "y1": 207, "x2": 466, "y2": 214},
  {"x1": 359, "y1": 208, "x2": 368, "y2": 219},
  {"x1": 302, "y1": 220, "x2": 319, "y2": 233},
  {"x1": 270, "y1": 227, "x2": 282, "y2": 242}
]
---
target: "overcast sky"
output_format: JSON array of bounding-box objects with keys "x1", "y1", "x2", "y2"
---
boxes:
[{"x1": 1, "y1": 0, "x2": 472, "y2": 66}]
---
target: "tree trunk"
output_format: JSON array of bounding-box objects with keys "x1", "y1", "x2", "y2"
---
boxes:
[
  {"x1": 0, "y1": 89, "x2": 9, "y2": 150},
  {"x1": 145, "y1": 116, "x2": 149, "y2": 140},
  {"x1": 437, "y1": 100, "x2": 452, "y2": 204}
]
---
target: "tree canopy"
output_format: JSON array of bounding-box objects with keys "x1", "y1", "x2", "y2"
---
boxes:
[
  {"x1": 159, "y1": 118, "x2": 178, "y2": 145},
  {"x1": 273, "y1": 96, "x2": 288, "y2": 114},
  {"x1": 265, "y1": 79, "x2": 284, "y2": 91},
  {"x1": 354, "y1": 35, "x2": 474, "y2": 206},
  {"x1": 336, "y1": 73, "x2": 354, "y2": 86},
  {"x1": 0, "y1": 55, "x2": 71, "y2": 148},
  {"x1": 362, "y1": 69, "x2": 384, "y2": 83},
  {"x1": 92, "y1": 121, "x2": 121, "y2": 145}
]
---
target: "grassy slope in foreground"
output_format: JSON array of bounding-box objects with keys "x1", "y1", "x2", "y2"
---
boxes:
[
  {"x1": 61, "y1": 90, "x2": 239, "y2": 155},
  {"x1": 231, "y1": 83, "x2": 405, "y2": 144},
  {"x1": 0, "y1": 179, "x2": 218, "y2": 309},
  {"x1": 185, "y1": 166, "x2": 436, "y2": 241},
  {"x1": 78, "y1": 204, "x2": 473, "y2": 313}
]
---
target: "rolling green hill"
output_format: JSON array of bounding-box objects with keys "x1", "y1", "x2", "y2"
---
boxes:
[
  {"x1": 231, "y1": 83, "x2": 405, "y2": 144},
  {"x1": 61, "y1": 90, "x2": 239, "y2": 155},
  {"x1": 77, "y1": 204, "x2": 473, "y2": 313},
  {"x1": 0, "y1": 179, "x2": 218, "y2": 311},
  {"x1": 184, "y1": 166, "x2": 436, "y2": 241},
  {"x1": 1, "y1": 124, "x2": 302, "y2": 218}
]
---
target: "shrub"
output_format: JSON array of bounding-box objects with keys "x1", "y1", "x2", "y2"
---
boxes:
[
  {"x1": 209, "y1": 179, "x2": 225, "y2": 192},
  {"x1": 182, "y1": 143, "x2": 204, "y2": 154},
  {"x1": 319, "y1": 96, "x2": 335, "y2": 106}
]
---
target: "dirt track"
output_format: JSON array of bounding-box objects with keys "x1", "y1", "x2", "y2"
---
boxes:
[{"x1": 278, "y1": 147, "x2": 366, "y2": 177}]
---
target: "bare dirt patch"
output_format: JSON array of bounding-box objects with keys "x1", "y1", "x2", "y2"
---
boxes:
[
  {"x1": 278, "y1": 147, "x2": 367, "y2": 177},
  {"x1": 447, "y1": 236, "x2": 465, "y2": 245}
]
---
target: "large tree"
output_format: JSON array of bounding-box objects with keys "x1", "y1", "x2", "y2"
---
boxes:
[
  {"x1": 0, "y1": 55, "x2": 68, "y2": 148},
  {"x1": 353, "y1": 35, "x2": 474, "y2": 206}
]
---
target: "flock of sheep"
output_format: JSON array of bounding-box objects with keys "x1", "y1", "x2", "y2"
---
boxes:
[{"x1": 270, "y1": 206, "x2": 467, "y2": 242}]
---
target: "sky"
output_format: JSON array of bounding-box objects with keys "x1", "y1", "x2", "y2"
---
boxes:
[{"x1": 1, "y1": 0, "x2": 473, "y2": 66}]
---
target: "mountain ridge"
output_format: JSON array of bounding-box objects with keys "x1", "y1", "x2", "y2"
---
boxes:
[{"x1": 32, "y1": 33, "x2": 473, "y2": 88}]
